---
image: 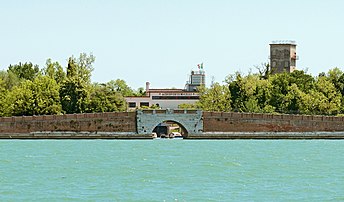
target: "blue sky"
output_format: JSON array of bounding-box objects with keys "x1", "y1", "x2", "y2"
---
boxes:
[{"x1": 1, "y1": 0, "x2": 343, "y2": 89}]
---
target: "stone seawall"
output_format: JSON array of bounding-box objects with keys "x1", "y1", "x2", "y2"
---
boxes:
[
  {"x1": 2, "y1": 111, "x2": 344, "y2": 139},
  {"x1": 203, "y1": 112, "x2": 344, "y2": 133},
  {"x1": 0, "y1": 112, "x2": 137, "y2": 139},
  {"x1": 188, "y1": 132, "x2": 344, "y2": 139}
]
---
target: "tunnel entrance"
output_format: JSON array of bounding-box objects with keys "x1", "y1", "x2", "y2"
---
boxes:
[{"x1": 152, "y1": 120, "x2": 188, "y2": 139}]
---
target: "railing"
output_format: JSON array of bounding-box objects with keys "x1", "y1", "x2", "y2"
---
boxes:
[{"x1": 271, "y1": 40, "x2": 296, "y2": 45}]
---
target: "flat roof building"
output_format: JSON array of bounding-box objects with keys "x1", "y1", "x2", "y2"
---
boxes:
[{"x1": 125, "y1": 65, "x2": 205, "y2": 110}]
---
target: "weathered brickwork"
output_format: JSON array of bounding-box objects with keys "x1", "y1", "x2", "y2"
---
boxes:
[
  {"x1": 203, "y1": 112, "x2": 344, "y2": 132},
  {"x1": 3, "y1": 111, "x2": 344, "y2": 139},
  {"x1": 0, "y1": 112, "x2": 136, "y2": 134}
]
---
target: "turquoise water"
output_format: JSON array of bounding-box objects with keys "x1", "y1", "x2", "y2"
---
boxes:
[{"x1": 1, "y1": 140, "x2": 344, "y2": 201}]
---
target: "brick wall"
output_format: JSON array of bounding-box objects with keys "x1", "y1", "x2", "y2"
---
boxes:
[
  {"x1": 0, "y1": 112, "x2": 137, "y2": 133},
  {"x1": 3, "y1": 111, "x2": 344, "y2": 136},
  {"x1": 203, "y1": 112, "x2": 344, "y2": 132}
]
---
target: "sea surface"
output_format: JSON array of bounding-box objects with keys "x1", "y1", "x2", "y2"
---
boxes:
[{"x1": 1, "y1": 139, "x2": 344, "y2": 201}]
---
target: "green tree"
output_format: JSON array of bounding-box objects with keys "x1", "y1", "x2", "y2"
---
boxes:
[
  {"x1": 227, "y1": 72, "x2": 246, "y2": 111},
  {"x1": 289, "y1": 70, "x2": 315, "y2": 93},
  {"x1": 60, "y1": 53, "x2": 94, "y2": 114},
  {"x1": 0, "y1": 70, "x2": 21, "y2": 90},
  {"x1": 327, "y1": 67, "x2": 343, "y2": 90},
  {"x1": 197, "y1": 82, "x2": 231, "y2": 112},
  {"x1": 8, "y1": 62, "x2": 39, "y2": 81},
  {"x1": 325, "y1": 68, "x2": 344, "y2": 112},
  {"x1": 43, "y1": 59, "x2": 66, "y2": 84},
  {"x1": 268, "y1": 70, "x2": 315, "y2": 113},
  {"x1": 255, "y1": 79, "x2": 275, "y2": 113},
  {"x1": 74, "y1": 53, "x2": 95, "y2": 84},
  {"x1": 134, "y1": 87, "x2": 146, "y2": 96},
  {"x1": 312, "y1": 76, "x2": 341, "y2": 115},
  {"x1": 107, "y1": 79, "x2": 135, "y2": 97},
  {"x1": 0, "y1": 78, "x2": 8, "y2": 116},
  {"x1": 87, "y1": 82, "x2": 127, "y2": 112},
  {"x1": 269, "y1": 72, "x2": 297, "y2": 113},
  {"x1": 227, "y1": 73, "x2": 274, "y2": 113},
  {"x1": 6, "y1": 80, "x2": 34, "y2": 116},
  {"x1": 5, "y1": 76, "x2": 61, "y2": 116},
  {"x1": 31, "y1": 75, "x2": 62, "y2": 115},
  {"x1": 280, "y1": 83, "x2": 303, "y2": 114}
]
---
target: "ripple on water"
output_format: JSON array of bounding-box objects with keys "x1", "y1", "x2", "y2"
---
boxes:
[{"x1": 1, "y1": 139, "x2": 344, "y2": 201}]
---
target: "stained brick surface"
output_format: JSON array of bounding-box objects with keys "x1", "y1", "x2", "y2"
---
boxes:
[
  {"x1": 203, "y1": 112, "x2": 344, "y2": 132},
  {"x1": 2, "y1": 111, "x2": 344, "y2": 137},
  {"x1": 0, "y1": 112, "x2": 136, "y2": 133}
]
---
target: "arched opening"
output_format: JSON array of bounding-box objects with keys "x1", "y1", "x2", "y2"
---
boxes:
[{"x1": 152, "y1": 120, "x2": 188, "y2": 139}]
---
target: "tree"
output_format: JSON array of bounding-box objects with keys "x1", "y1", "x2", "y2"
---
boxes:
[
  {"x1": 6, "y1": 80, "x2": 34, "y2": 116},
  {"x1": 134, "y1": 87, "x2": 146, "y2": 96},
  {"x1": 87, "y1": 82, "x2": 127, "y2": 112},
  {"x1": 289, "y1": 70, "x2": 315, "y2": 93},
  {"x1": 60, "y1": 79, "x2": 89, "y2": 114},
  {"x1": 227, "y1": 72, "x2": 274, "y2": 113},
  {"x1": 107, "y1": 79, "x2": 135, "y2": 97},
  {"x1": 312, "y1": 76, "x2": 341, "y2": 115},
  {"x1": 280, "y1": 83, "x2": 303, "y2": 114},
  {"x1": 8, "y1": 62, "x2": 39, "y2": 81},
  {"x1": 255, "y1": 79, "x2": 275, "y2": 113},
  {"x1": 0, "y1": 70, "x2": 21, "y2": 90},
  {"x1": 227, "y1": 72, "x2": 246, "y2": 111},
  {"x1": 60, "y1": 53, "x2": 95, "y2": 114},
  {"x1": 31, "y1": 75, "x2": 62, "y2": 115},
  {"x1": 197, "y1": 82, "x2": 231, "y2": 112},
  {"x1": 267, "y1": 71, "x2": 316, "y2": 114},
  {"x1": 43, "y1": 59, "x2": 66, "y2": 84},
  {"x1": 255, "y1": 62, "x2": 271, "y2": 79},
  {"x1": 74, "y1": 53, "x2": 95, "y2": 84},
  {"x1": 0, "y1": 78, "x2": 8, "y2": 116},
  {"x1": 269, "y1": 72, "x2": 295, "y2": 113},
  {"x1": 327, "y1": 67, "x2": 343, "y2": 89},
  {"x1": 5, "y1": 76, "x2": 61, "y2": 116}
]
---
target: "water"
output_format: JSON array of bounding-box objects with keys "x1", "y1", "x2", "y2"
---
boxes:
[{"x1": 1, "y1": 139, "x2": 344, "y2": 201}]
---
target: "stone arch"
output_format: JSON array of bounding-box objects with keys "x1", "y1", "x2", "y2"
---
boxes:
[
  {"x1": 151, "y1": 119, "x2": 189, "y2": 138},
  {"x1": 136, "y1": 110, "x2": 203, "y2": 136}
]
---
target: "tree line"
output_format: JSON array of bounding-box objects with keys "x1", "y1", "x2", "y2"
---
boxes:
[
  {"x1": 0, "y1": 53, "x2": 144, "y2": 117},
  {"x1": 1, "y1": 55, "x2": 344, "y2": 117},
  {"x1": 189, "y1": 65, "x2": 344, "y2": 116}
]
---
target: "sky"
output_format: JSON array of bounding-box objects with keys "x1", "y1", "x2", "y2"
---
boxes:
[{"x1": 1, "y1": 0, "x2": 344, "y2": 89}]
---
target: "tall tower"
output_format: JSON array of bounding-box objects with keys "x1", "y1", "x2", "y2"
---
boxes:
[
  {"x1": 270, "y1": 40, "x2": 298, "y2": 74},
  {"x1": 185, "y1": 63, "x2": 205, "y2": 91}
]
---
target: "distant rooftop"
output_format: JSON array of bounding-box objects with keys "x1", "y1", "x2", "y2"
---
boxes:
[{"x1": 270, "y1": 40, "x2": 296, "y2": 45}]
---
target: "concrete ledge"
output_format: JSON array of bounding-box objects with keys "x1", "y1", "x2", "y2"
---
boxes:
[
  {"x1": 187, "y1": 132, "x2": 344, "y2": 139},
  {"x1": 0, "y1": 131, "x2": 152, "y2": 139},
  {"x1": 2, "y1": 131, "x2": 344, "y2": 139}
]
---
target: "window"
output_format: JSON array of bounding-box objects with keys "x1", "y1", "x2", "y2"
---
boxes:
[
  {"x1": 128, "y1": 102, "x2": 136, "y2": 108},
  {"x1": 140, "y1": 102, "x2": 149, "y2": 107}
]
